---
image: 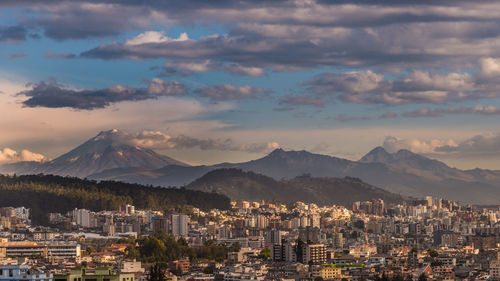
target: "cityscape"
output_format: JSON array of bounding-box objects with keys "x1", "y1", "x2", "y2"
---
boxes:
[{"x1": 3, "y1": 1, "x2": 500, "y2": 281}]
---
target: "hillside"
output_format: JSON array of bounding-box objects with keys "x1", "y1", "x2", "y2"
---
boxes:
[
  {"x1": 186, "y1": 168, "x2": 404, "y2": 206},
  {"x1": 0, "y1": 174, "x2": 231, "y2": 225}
]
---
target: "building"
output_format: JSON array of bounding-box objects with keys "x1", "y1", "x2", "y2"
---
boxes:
[
  {"x1": 0, "y1": 263, "x2": 52, "y2": 281},
  {"x1": 312, "y1": 265, "x2": 342, "y2": 280},
  {"x1": 120, "y1": 261, "x2": 144, "y2": 273},
  {"x1": 171, "y1": 214, "x2": 189, "y2": 237},
  {"x1": 54, "y1": 268, "x2": 134, "y2": 281},
  {"x1": 302, "y1": 244, "x2": 327, "y2": 264},
  {"x1": 332, "y1": 233, "x2": 343, "y2": 249},
  {"x1": 272, "y1": 241, "x2": 297, "y2": 262},
  {"x1": 0, "y1": 240, "x2": 80, "y2": 260}
]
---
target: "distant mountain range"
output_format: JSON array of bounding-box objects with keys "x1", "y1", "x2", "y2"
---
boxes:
[{"x1": 2, "y1": 129, "x2": 500, "y2": 204}]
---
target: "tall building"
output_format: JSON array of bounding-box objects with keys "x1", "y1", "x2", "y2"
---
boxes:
[
  {"x1": 301, "y1": 244, "x2": 327, "y2": 264},
  {"x1": 272, "y1": 241, "x2": 297, "y2": 262},
  {"x1": 171, "y1": 214, "x2": 189, "y2": 237},
  {"x1": 153, "y1": 216, "x2": 169, "y2": 234},
  {"x1": 333, "y1": 233, "x2": 343, "y2": 249}
]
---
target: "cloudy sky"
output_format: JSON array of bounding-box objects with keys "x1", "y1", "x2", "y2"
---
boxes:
[{"x1": 3, "y1": 0, "x2": 500, "y2": 168}]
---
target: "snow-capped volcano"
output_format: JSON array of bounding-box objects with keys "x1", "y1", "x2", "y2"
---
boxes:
[{"x1": 32, "y1": 129, "x2": 188, "y2": 177}]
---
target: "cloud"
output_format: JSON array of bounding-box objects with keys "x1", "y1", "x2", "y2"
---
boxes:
[
  {"x1": 382, "y1": 136, "x2": 457, "y2": 154},
  {"x1": 34, "y1": 3, "x2": 171, "y2": 40},
  {"x1": 44, "y1": 51, "x2": 77, "y2": 59},
  {"x1": 17, "y1": 79, "x2": 187, "y2": 110},
  {"x1": 335, "y1": 114, "x2": 371, "y2": 122},
  {"x1": 400, "y1": 104, "x2": 500, "y2": 118},
  {"x1": 160, "y1": 59, "x2": 265, "y2": 77},
  {"x1": 196, "y1": 84, "x2": 270, "y2": 101},
  {"x1": 10, "y1": 0, "x2": 500, "y2": 75},
  {"x1": 147, "y1": 78, "x2": 186, "y2": 96},
  {"x1": 0, "y1": 25, "x2": 27, "y2": 42},
  {"x1": 106, "y1": 129, "x2": 280, "y2": 154},
  {"x1": 125, "y1": 31, "x2": 189, "y2": 45},
  {"x1": 279, "y1": 94, "x2": 328, "y2": 108},
  {"x1": 382, "y1": 132, "x2": 500, "y2": 160},
  {"x1": 381, "y1": 133, "x2": 500, "y2": 160},
  {"x1": 435, "y1": 133, "x2": 500, "y2": 157},
  {"x1": 305, "y1": 70, "x2": 384, "y2": 95},
  {"x1": 379, "y1": 112, "x2": 398, "y2": 119},
  {"x1": 0, "y1": 148, "x2": 48, "y2": 164},
  {"x1": 302, "y1": 59, "x2": 500, "y2": 105}
]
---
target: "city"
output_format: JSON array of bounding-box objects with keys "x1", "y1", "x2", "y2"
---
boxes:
[
  {"x1": 1, "y1": 196, "x2": 500, "y2": 281},
  {"x1": 3, "y1": 1, "x2": 500, "y2": 281}
]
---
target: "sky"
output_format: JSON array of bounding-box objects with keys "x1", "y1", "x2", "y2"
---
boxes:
[{"x1": 3, "y1": 0, "x2": 500, "y2": 168}]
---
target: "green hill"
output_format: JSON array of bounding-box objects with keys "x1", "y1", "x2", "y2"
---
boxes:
[{"x1": 0, "y1": 174, "x2": 231, "y2": 225}]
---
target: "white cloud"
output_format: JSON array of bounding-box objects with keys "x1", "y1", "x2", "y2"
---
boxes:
[
  {"x1": 0, "y1": 148, "x2": 48, "y2": 164},
  {"x1": 125, "y1": 31, "x2": 189, "y2": 45},
  {"x1": 382, "y1": 136, "x2": 458, "y2": 154}
]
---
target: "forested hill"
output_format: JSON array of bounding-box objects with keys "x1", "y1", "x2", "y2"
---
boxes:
[
  {"x1": 187, "y1": 168, "x2": 405, "y2": 206},
  {"x1": 0, "y1": 174, "x2": 231, "y2": 225}
]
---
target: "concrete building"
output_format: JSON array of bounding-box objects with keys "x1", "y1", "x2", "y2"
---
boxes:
[{"x1": 0, "y1": 262, "x2": 52, "y2": 281}]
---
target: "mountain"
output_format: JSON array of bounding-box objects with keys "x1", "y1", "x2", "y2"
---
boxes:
[
  {"x1": 20, "y1": 129, "x2": 188, "y2": 178},
  {"x1": 186, "y1": 168, "x2": 404, "y2": 206},
  {"x1": 88, "y1": 147, "x2": 500, "y2": 204},
  {"x1": 215, "y1": 148, "x2": 350, "y2": 179},
  {"x1": 4, "y1": 129, "x2": 500, "y2": 204}
]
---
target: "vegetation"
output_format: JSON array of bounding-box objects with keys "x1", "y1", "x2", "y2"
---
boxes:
[
  {"x1": 128, "y1": 231, "x2": 240, "y2": 263},
  {"x1": 147, "y1": 264, "x2": 166, "y2": 281},
  {"x1": 0, "y1": 174, "x2": 231, "y2": 225},
  {"x1": 187, "y1": 168, "x2": 404, "y2": 206}
]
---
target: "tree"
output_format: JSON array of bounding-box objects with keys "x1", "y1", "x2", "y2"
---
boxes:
[
  {"x1": 428, "y1": 249, "x2": 438, "y2": 258},
  {"x1": 148, "y1": 264, "x2": 166, "y2": 281},
  {"x1": 259, "y1": 248, "x2": 271, "y2": 260},
  {"x1": 418, "y1": 274, "x2": 427, "y2": 281}
]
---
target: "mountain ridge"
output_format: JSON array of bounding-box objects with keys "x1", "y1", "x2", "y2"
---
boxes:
[{"x1": 3, "y1": 131, "x2": 500, "y2": 204}]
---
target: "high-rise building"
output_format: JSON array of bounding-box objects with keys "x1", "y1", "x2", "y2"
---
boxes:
[
  {"x1": 171, "y1": 213, "x2": 189, "y2": 237},
  {"x1": 301, "y1": 244, "x2": 327, "y2": 264},
  {"x1": 333, "y1": 232, "x2": 343, "y2": 249}
]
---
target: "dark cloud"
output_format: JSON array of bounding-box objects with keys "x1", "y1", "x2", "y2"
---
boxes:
[
  {"x1": 0, "y1": 25, "x2": 27, "y2": 42},
  {"x1": 17, "y1": 79, "x2": 186, "y2": 110},
  {"x1": 195, "y1": 84, "x2": 271, "y2": 101},
  {"x1": 279, "y1": 95, "x2": 328, "y2": 108},
  {"x1": 44, "y1": 51, "x2": 77, "y2": 59}
]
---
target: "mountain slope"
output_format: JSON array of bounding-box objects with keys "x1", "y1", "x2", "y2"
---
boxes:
[
  {"x1": 89, "y1": 147, "x2": 500, "y2": 204},
  {"x1": 30, "y1": 129, "x2": 188, "y2": 177},
  {"x1": 0, "y1": 174, "x2": 231, "y2": 225},
  {"x1": 186, "y1": 168, "x2": 404, "y2": 206}
]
